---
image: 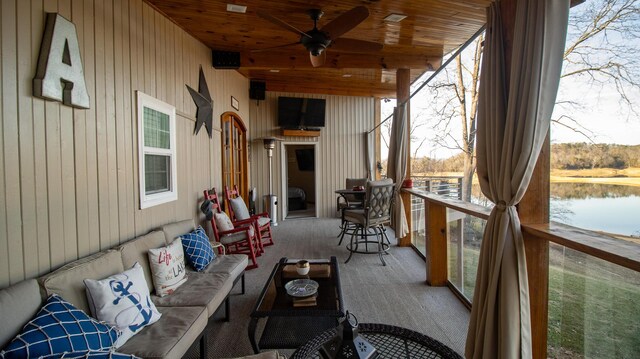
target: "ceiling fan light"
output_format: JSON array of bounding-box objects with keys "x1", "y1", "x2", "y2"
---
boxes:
[
  {"x1": 226, "y1": 4, "x2": 247, "y2": 13},
  {"x1": 384, "y1": 13, "x2": 407, "y2": 23}
]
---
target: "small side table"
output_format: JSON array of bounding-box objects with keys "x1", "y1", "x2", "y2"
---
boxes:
[{"x1": 290, "y1": 323, "x2": 463, "y2": 359}]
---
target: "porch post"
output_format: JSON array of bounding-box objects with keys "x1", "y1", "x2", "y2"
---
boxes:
[
  {"x1": 500, "y1": 0, "x2": 550, "y2": 357},
  {"x1": 374, "y1": 98, "x2": 382, "y2": 180},
  {"x1": 396, "y1": 68, "x2": 412, "y2": 246}
]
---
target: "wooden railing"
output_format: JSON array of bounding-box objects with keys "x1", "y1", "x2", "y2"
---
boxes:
[
  {"x1": 402, "y1": 187, "x2": 640, "y2": 356},
  {"x1": 403, "y1": 187, "x2": 640, "y2": 273}
]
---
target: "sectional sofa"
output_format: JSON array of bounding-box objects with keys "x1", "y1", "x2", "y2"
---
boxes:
[{"x1": 0, "y1": 219, "x2": 282, "y2": 359}]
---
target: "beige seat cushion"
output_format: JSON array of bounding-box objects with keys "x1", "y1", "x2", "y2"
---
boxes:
[
  {"x1": 256, "y1": 217, "x2": 271, "y2": 227},
  {"x1": 117, "y1": 230, "x2": 167, "y2": 293},
  {"x1": 193, "y1": 254, "x2": 247, "y2": 283},
  {"x1": 118, "y1": 305, "x2": 207, "y2": 359},
  {"x1": 39, "y1": 250, "x2": 124, "y2": 314},
  {"x1": 162, "y1": 219, "x2": 196, "y2": 245},
  {"x1": 0, "y1": 279, "x2": 43, "y2": 349},
  {"x1": 152, "y1": 272, "x2": 232, "y2": 317}
]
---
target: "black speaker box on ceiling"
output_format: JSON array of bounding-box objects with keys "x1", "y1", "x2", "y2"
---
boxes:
[
  {"x1": 249, "y1": 81, "x2": 266, "y2": 100},
  {"x1": 212, "y1": 50, "x2": 240, "y2": 69}
]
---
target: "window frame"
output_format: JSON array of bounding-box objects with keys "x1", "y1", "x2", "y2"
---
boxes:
[{"x1": 137, "y1": 91, "x2": 178, "y2": 209}]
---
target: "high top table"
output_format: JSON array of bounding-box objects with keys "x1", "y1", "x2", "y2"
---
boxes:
[{"x1": 248, "y1": 257, "x2": 344, "y2": 353}]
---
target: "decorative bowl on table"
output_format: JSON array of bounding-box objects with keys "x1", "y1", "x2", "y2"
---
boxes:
[
  {"x1": 285, "y1": 279, "x2": 319, "y2": 297},
  {"x1": 352, "y1": 185, "x2": 365, "y2": 191},
  {"x1": 296, "y1": 260, "x2": 310, "y2": 275}
]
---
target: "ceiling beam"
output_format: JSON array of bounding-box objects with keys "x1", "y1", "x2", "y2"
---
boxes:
[
  {"x1": 241, "y1": 51, "x2": 441, "y2": 70},
  {"x1": 266, "y1": 81, "x2": 396, "y2": 97}
]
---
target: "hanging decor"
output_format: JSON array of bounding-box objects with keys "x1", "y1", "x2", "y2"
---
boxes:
[
  {"x1": 33, "y1": 13, "x2": 90, "y2": 109},
  {"x1": 186, "y1": 66, "x2": 214, "y2": 138}
]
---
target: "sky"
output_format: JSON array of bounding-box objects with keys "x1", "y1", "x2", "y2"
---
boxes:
[{"x1": 380, "y1": 1, "x2": 640, "y2": 161}]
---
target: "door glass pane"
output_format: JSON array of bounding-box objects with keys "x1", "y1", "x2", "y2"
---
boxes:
[{"x1": 145, "y1": 154, "x2": 170, "y2": 194}]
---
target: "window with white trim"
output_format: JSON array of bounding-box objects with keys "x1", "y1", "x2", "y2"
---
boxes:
[{"x1": 137, "y1": 91, "x2": 177, "y2": 209}]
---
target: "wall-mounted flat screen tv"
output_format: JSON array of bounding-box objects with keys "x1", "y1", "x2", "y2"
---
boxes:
[{"x1": 278, "y1": 97, "x2": 326, "y2": 129}]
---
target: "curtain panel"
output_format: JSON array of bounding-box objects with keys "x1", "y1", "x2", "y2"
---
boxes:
[
  {"x1": 386, "y1": 104, "x2": 409, "y2": 238},
  {"x1": 465, "y1": 1, "x2": 569, "y2": 358}
]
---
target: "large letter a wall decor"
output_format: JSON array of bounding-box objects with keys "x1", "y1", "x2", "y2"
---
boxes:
[
  {"x1": 33, "y1": 13, "x2": 90, "y2": 109},
  {"x1": 186, "y1": 66, "x2": 214, "y2": 138}
]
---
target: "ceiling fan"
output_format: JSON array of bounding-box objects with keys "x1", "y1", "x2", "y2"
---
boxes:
[{"x1": 254, "y1": 6, "x2": 383, "y2": 67}]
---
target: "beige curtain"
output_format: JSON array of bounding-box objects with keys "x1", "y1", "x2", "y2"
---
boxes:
[
  {"x1": 364, "y1": 132, "x2": 375, "y2": 180},
  {"x1": 386, "y1": 104, "x2": 409, "y2": 238},
  {"x1": 465, "y1": 1, "x2": 569, "y2": 358}
]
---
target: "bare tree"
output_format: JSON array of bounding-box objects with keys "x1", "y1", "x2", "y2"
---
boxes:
[
  {"x1": 416, "y1": 0, "x2": 639, "y2": 202},
  {"x1": 427, "y1": 35, "x2": 483, "y2": 202},
  {"x1": 554, "y1": 0, "x2": 640, "y2": 134}
]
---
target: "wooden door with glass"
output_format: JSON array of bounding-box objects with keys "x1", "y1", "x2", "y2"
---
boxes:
[{"x1": 221, "y1": 112, "x2": 248, "y2": 201}]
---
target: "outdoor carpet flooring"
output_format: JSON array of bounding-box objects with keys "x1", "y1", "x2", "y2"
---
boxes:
[{"x1": 186, "y1": 218, "x2": 469, "y2": 358}]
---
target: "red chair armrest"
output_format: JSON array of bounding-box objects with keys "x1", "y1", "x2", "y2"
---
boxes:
[
  {"x1": 219, "y1": 226, "x2": 251, "y2": 235},
  {"x1": 233, "y1": 218, "x2": 255, "y2": 226}
]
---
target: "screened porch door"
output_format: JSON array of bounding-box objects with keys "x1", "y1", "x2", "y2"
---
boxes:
[{"x1": 221, "y1": 112, "x2": 248, "y2": 200}]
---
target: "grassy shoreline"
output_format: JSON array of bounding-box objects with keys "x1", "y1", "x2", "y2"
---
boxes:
[{"x1": 413, "y1": 167, "x2": 640, "y2": 187}]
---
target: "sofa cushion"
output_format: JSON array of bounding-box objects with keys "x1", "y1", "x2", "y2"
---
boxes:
[
  {"x1": 180, "y1": 226, "x2": 216, "y2": 271},
  {"x1": 148, "y1": 239, "x2": 187, "y2": 297},
  {"x1": 118, "y1": 231, "x2": 167, "y2": 293},
  {"x1": 40, "y1": 250, "x2": 125, "y2": 314},
  {"x1": 117, "y1": 306, "x2": 207, "y2": 359},
  {"x1": 0, "y1": 279, "x2": 43, "y2": 349},
  {"x1": 0, "y1": 295, "x2": 119, "y2": 359},
  {"x1": 84, "y1": 263, "x2": 162, "y2": 348},
  {"x1": 229, "y1": 196, "x2": 251, "y2": 220},
  {"x1": 40, "y1": 350, "x2": 140, "y2": 358},
  {"x1": 152, "y1": 272, "x2": 232, "y2": 317},
  {"x1": 192, "y1": 254, "x2": 247, "y2": 283},
  {"x1": 161, "y1": 219, "x2": 195, "y2": 245}
]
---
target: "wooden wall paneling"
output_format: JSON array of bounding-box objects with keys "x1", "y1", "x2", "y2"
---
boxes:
[
  {"x1": 57, "y1": 0, "x2": 79, "y2": 263},
  {"x1": 130, "y1": 0, "x2": 144, "y2": 236},
  {"x1": 43, "y1": 0, "x2": 65, "y2": 270},
  {"x1": 104, "y1": 0, "x2": 119, "y2": 249},
  {"x1": 0, "y1": 0, "x2": 5, "y2": 287},
  {"x1": 0, "y1": 0, "x2": 19, "y2": 286},
  {"x1": 17, "y1": 0, "x2": 38, "y2": 279},
  {"x1": 93, "y1": 0, "x2": 110, "y2": 250},
  {"x1": 32, "y1": 0, "x2": 51, "y2": 273},
  {"x1": 143, "y1": 3, "x2": 154, "y2": 95},
  {"x1": 82, "y1": 0, "x2": 99, "y2": 255},
  {"x1": 113, "y1": 0, "x2": 127, "y2": 243},
  {"x1": 120, "y1": 0, "x2": 136, "y2": 242},
  {"x1": 71, "y1": 0, "x2": 90, "y2": 259}
]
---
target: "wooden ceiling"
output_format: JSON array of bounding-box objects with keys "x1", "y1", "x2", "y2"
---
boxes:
[{"x1": 145, "y1": 0, "x2": 490, "y2": 97}]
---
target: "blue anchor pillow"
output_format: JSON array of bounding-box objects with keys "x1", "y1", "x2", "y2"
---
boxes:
[{"x1": 84, "y1": 263, "x2": 162, "y2": 348}]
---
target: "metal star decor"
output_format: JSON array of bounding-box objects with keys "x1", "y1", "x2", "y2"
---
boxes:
[{"x1": 186, "y1": 66, "x2": 214, "y2": 138}]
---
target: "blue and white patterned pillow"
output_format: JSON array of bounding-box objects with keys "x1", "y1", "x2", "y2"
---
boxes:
[
  {"x1": 40, "y1": 350, "x2": 140, "y2": 358},
  {"x1": 84, "y1": 263, "x2": 162, "y2": 348},
  {"x1": 180, "y1": 226, "x2": 216, "y2": 271},
  {"x1": 0, "y1": 295, "x2": 119, "y2": 359}
]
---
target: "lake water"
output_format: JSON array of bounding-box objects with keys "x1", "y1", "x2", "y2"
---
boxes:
[{"x1": 550, "y1": 183, "x2": 640, "y2": 236}]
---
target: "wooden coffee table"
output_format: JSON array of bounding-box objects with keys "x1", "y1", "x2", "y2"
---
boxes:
[{"x1": 248, "y1": 257, "x2": 345, "y2": 353}]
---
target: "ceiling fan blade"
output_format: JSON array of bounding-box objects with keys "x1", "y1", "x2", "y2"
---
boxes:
[
  {"x1": 251, "y1": 42, "x2": 300, "y2": 53},
  {"x1": 310, "y1": 51, "x2": 326, "y2": 67},
  {"x1": 320, "y1": 6, "x2": 369, "y2": 39},
  {"x1": 256, "y1": 11, "x2": 312, "y2": 39},
  {"x1": 330, "y1": 38, "x2": 383, "y2": 53}
]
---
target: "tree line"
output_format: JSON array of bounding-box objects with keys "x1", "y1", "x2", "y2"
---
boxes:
[
  {"x1": 550, "y1": 143, "x2": 640, "y2": 169},
  {"x1": 407, "y1": 143, "x2": 640, "y2": 173}
]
